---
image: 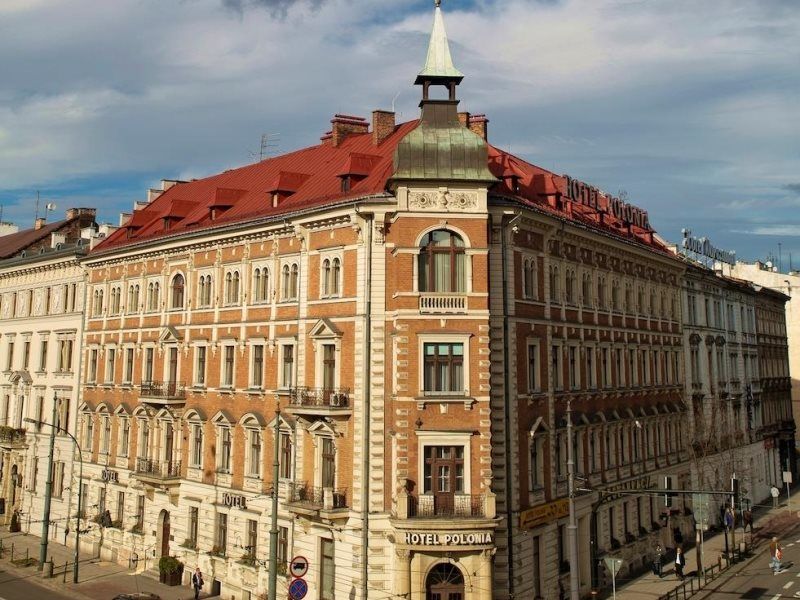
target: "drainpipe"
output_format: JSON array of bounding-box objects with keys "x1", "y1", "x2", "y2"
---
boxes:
[
  {"x1": 360, "y1": 212, "x2": 373, "y2": 600},
  {"x1": 500, "y1": 214, "x2": 516, "y2": 598}
]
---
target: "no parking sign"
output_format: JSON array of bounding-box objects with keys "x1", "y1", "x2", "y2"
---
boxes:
[{"x1": 289, "y1": 577, "x2": 308, "y2": 600}]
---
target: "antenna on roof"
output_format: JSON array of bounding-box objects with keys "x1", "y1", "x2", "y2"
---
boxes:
[
  {"x1": 250, "y1": 133, "x2": 281, "y2": 162},
  {"x1": 391, "y1": 91, "x2": 401, "y2": 113}
]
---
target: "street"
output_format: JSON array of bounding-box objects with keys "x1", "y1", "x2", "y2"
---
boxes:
[
  {"x1": 0, "y1": 568, "x2": 77, "y2": 600},
  {"x1": 699, "y1": 517, "x2": 800, "y2": 599}
]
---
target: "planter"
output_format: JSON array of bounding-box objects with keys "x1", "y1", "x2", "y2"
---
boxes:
[
  {"x1": 158, "y1": 556, "x2": 184, "y2": 587},
  {"x1": 159, "y1": 566, "x2": 184, "y2": 586}
]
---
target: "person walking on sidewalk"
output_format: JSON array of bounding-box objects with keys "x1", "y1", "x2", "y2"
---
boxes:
[
  {"x1": 675, "y1": 547, "x2": 686, "y2": 580},
  {"x1": 743, "y1": 508, "x2": 753, "y2": 533},
  {"x1": 192, "y1": 567, "x2": 204, "y2": 600},
  {"x1": 653, "y1": 544, "x2": 664, "y2": 578},
  {"x1": 770, "y1": 537, "x2": 783, "y2": 574}
]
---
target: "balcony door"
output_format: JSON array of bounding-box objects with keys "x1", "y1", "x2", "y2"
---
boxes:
[
  {"x1": 167, "y1": 347, "x2": 178, "y2": 390},
  {"x1": 322, "y1": 344, "x2": 336, "y2": 392},
  {"x1": 321, "y1": 437, "x2": 335, "y2": 489},
  {"x1": 164, "y1": 421, "x2": 174, "y2": 468},
  {"x1": 424, "y1": 446, "x2": 464, "y2": 515}
]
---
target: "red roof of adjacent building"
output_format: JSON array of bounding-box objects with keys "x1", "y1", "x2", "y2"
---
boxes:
[{"x1": 94, "y1": 119, "x2": 666, "y2": 254}]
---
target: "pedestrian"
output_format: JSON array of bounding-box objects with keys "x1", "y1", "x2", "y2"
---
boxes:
[
  {"x1": 724, "y1": 507, "x2": 734, "y2": 531},
  {"x1": 675, "y1": 546, "x2": 685, "y2": 580},
  {"x1": 673, "y1": 526, "x2": 683, "y2": 547},
  {"x1": 770, "y1": 537, "x2": 783, "y2": 574},
  {"x1": 192, "y1": 567, "x2": 204, "y2": 600},
  {"x1": 743, "y1": 508, "x2": 753, "y2": 533},
  {"x1": 653, "y1": 543, "x2": 664, "y2": 578}
]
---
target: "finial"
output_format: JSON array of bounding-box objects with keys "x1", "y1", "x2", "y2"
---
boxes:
[{"x1": 435, "y1": 0, "x2": 441, "y2": 7}]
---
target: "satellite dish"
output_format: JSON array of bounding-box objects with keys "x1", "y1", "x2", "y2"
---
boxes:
[{"x1": 46, "y1": 203, "x2": 57, "y2": 211}]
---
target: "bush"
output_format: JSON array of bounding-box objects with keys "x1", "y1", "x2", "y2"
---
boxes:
[{"x1": 158, "y1": 556, "x2": 184, "y2": 574}]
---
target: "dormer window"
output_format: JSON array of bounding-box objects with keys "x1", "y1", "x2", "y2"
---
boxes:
[{"x1": 340, "y1": 176, "x2": 351, "y2": 193}]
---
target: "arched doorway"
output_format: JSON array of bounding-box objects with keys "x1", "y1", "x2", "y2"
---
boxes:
[
  {"x1": 426, "y1": 562, "x2": 465, "y2": 600},
  {"x1": 157, "y1": 509, "x2": 170, "y2": 558}
]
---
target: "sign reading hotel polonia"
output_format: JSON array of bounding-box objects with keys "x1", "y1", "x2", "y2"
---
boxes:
[
  {"x1": 563, "y1": 176, "x2": 651, "y2": 231},
  {"x1": 402, "y1": 531, "x2": 493, "y2": 546},
  {"x1": 520, "y1": 498, "x2": 570, "y2": 530},
  {"x1": 681, "y1": 229, "x2": 736, "y2": 265}
]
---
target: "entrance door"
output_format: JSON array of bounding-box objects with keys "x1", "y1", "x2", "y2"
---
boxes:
[
  {"x1": 160, "y1": 510, "x2": 170, "y2": 558},
  {"x1": 426, "y1": 563, "x2": 465, "y2": 600},
  {"x1": 424, "y1": 446, "x2": 464, "y2": 516}
]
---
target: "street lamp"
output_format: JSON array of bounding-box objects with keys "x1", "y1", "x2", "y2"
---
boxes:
[{"x1": 24, "y1": 415, "x2": 84, "y2": 583}]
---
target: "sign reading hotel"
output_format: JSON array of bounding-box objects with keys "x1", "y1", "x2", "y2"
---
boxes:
[
  {"x1": 223, "y1": 493, "x2": 247, "y2": 509},
  {"x1": 681, "y1": 229, "x2": 736, "y2": 265},
  {"x1": 403, "y1": 531, "x2": 494, "y2": 546},
  {"x1": 563, "y1": 176, "x2": 651, "y2": 231}
]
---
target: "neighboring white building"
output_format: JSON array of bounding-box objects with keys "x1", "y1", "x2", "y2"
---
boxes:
[
  {"x1": 680, "y1": 259, "x2": 777, "y2": 522},
  {"x1": 731, "y1": 260, "x2": 800, "y2": 442}
]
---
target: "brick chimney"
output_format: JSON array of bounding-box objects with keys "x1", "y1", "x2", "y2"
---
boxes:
[
  {"x1": 458, "y1": 111, "x2": 470, "y2": 127},
  {"x1": 331, "y1": 114, "x2": 369, "y2": 147},
  {"x1": 468, "y1": 114, "x2": 489, "y2": 141},
  {"x1": 372, "y1": 110, "x2": 396, "y2": 145},
  {"x1": 65, "y1": 207, "x2": 97, "y2": 229},
  {"x1": 34, "y1": 217, "x2": 46, "y2": 230}
]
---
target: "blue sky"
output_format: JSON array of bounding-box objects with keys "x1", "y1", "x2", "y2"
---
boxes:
[{"x1": 1, "y1": 0, "x2": 798, "y2": 264}]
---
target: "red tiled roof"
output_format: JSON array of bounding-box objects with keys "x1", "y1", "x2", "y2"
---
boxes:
[
  {"x1": 0, "y1": 219, "x2": 69, "y2": 259},
  {"x1": 94, "y1": 119, "x2": 666, "y2": 254}
]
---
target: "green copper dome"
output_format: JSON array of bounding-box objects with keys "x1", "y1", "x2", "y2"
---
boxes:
[{"x1": 392, "y1": 103, "x2": 497, "y2": 183}]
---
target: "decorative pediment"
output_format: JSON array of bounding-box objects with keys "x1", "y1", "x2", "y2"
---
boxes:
[
  {"x1": 159, "y1": 326, "x2": 182, "y2": 343},
  {"x1": 8, "y1": 371, "x2": 32, "y2": 385},
  {"x1": 309, "y1": 318, "x2": 342, "y2": 339}
]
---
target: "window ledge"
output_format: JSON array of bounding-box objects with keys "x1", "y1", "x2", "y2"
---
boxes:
[
  {"x1": 190, "y1": 385, "x2": 207, "y2": 391},
  {"x1": 415, "y1": 395, "x2": 475, "y2": 410},
  {"x1": 219, "y1": 387, "x2": 235, "y2": 395},
  {"x1": 246, "y1": 387, "x2": 265, "y2": 395}
]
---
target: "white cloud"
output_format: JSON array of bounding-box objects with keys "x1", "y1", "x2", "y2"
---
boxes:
[{"x1": 0, "y1": 0, "x2": 797, "y2": 262}]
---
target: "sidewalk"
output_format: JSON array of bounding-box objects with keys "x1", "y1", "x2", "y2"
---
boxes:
[
  {"x1": 618, "y1": 499, "x2": 794, "y2": 599},
  {"x1": 0, "y1": 527, "x2": 209, "y2": 600}
]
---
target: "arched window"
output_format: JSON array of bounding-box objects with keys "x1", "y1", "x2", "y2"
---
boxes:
[
  {"x1": 128, "y1": 285, "x2": 139, "y2": 313},
  {"x1": 282, "y1": 265, "x2": 291, "y2": 300},
  {"x1": 171, "y1": 274, "x2": 185, "y2": 309},
  {"x1": 225, "y1": 271, "x2": 240, "y2": 305},
  {"x1": 322, "y1": 259, "x2": 331, "y2": 296},
  {"x1": 147, "y1": 281, "x2": 160, "y2": 311},
  {"x1": 625, "y1": 282, "x2": 633, "y2": 312},
  {"x1": 611, "y1": 280, "x2": 620, "y2": 311},
  {"x1": 290, "y1": 264, "x2": 299, "y2": 299},
  {"x1": 523, "y1": 258, "x2": 537, "y2": 300},
  {"x1": 94, "y1": 289, "x2": 104, "y2": 316},
  {"x1": 549, "y1": 265, "x2": 560, "y2": 302},
  {"x1": 426, "y1": 563, "x2": 465, "y2": 599},
  {"x1": 331, "y1": 258, "x2": 341, "y2": 296},
  {"x1": 597, "y1": 276, "x2": 607, "y2": 309},
  {"x1": 565, "y1": 269, "x2": 575, "y2": 304},
  {"x1": 418, "y1": 230, "x2": 466, "y2": 293},
  {"x1": 582, "y1": 273, "x2": 592, "y2": 307},
  {"x1": 253, "y1": 268, "x2": 269, "y2": 303}
]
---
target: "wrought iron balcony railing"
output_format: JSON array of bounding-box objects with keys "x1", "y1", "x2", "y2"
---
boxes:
[
  {"x1": 409, "y1": 494, "x2": 485, "y2": 518},
  {"x1": 140, "y1": 381, "x2": 186, "y2": 401},
  {"x1": 286, "y1": 481, "x2": 348, "y2": 510},
  {"x1": 135, "y1": 458, "x2": 181, "y2": 480},
  {"x1": 287, "y1": 387, "x2": 350, "y2": 409}
]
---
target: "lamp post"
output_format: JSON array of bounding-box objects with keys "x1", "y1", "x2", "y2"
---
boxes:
[
  {"x1": 36, "y1": 397, "x2": 59, "y2": 570},
  {"x1": 566, "y1": 397, "x2": 580, "y2": 600},
  {"x1": 267, "y1": 398, "x2": 281, "y2": 600},
  {"x1": 24, "y1": 414, "x2": 84, "y2": 583}
]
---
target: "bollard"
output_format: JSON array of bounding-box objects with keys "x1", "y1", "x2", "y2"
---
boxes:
[
  {"x1": 62, "y1": 561, "x2": 67, "y2": 583},
  {"x1": 11, "y1": 542, "x2": 14, "y2": 561},
  {"x1": 44, "y1": 560, "x2": 53, "y2": 578}
]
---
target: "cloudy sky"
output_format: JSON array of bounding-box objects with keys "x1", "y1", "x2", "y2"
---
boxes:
[{"x1": 1, "y1": 0, "x2": 798, "y2": 264}]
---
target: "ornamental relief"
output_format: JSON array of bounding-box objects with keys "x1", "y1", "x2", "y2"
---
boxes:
[{"x1": 408, "y1": 189, "x2": 478, "y2": 212}]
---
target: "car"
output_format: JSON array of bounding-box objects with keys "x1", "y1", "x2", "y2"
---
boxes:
[{"x1": 111, "y1": 594, "x2": 161, "y2": 600}]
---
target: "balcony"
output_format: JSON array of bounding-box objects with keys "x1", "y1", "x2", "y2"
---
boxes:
[
  {"x1": 419, "y1": 293, "x2": 467, "y2": 315},
  {"x1": 0, "y1": 426, "x2": 27, "y2": 450},
  {"x1": 285, "y1": 481, "x2": 349, "y2": 518},
  {"x1": 395, "y1": 490, "x2": 495, "y2": 521},
  {"x1": 286, "y1": 387, "x2": 351, "y2": 416},
  {"x1": 134, "y1": 458, "x2": 181, "y2": 486},
  {"x1": 139, "y1": 381, "x2": 186, "y2": 406}
]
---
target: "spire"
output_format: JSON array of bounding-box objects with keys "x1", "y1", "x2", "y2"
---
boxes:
[{"x1": 415, "y1": 0, "x2": 463, "y2": 85}]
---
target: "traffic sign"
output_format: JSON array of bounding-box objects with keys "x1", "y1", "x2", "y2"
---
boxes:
[
  {"x1": 784, "y1": 471, "x2": 793, "y2": 484},
  {"x1": 692, "y1": 493, "x2": 711, "y2": 529},
  {"x1": 290, "y1": 555, "x2": 309, "y2": 578},
  {"x1": 289, "y1": 577, "x2": 308, "y2": 600},
  {"x1": 604, "y1": 556, "x2": 624, "y2": 576}
]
